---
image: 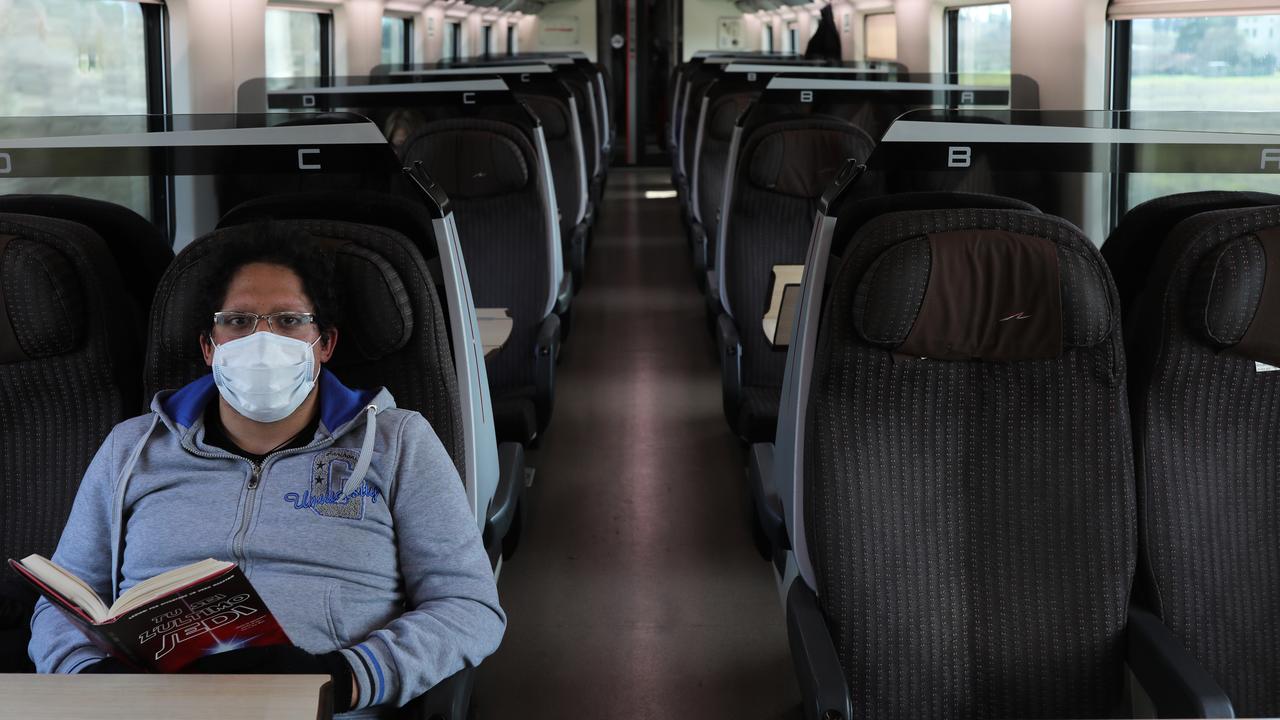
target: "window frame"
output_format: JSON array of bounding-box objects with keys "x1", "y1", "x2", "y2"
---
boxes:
[
  {"x1": 382, "y1": 14, "x2": 414, "y2": 66},
  {"x1": 507, "y1": 23, "x2": 518, "y2": 56},
  {"x1": 264, "y1": 5, "x2": 333, "y2": 80}
]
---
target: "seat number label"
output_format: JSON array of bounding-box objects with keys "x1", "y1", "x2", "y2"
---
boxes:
[
  {"x1": 0, "y1": 152, "x2": 10, "y2": 174},
  {"x1": 297, "y1": 148, "x2": 321, "y2": 170},
  {"x1": 948, "y1": 146, "x2": 971, "y2": 168},
  {"x1": 1263, "y1": 149, "x2": 1280, "y2": 171}
]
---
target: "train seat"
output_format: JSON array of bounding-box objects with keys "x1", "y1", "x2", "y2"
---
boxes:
[
  {"x1": 796, "y1": 206, "x2": 1136, "y2": 718},
  {"x1": 715, "y1": 118, "x2": 874, "y2": 443},
  {"x1": 523, "y1": 92, "x2": 591, "y2": 291},
  {"x1": 0, "y1": 211, "x2": 152, "y2": 671},
  {"x1": 401, "y1": 118, "x2": 560, "y2": 446},
  {"x1": 0, "y1": 195, "x2": 172, "y2": 321},
  {"x1": 689, "y1": 90, "x2": 754, "y2": 281},
  {"x1": 1102, "y1": 190, "x2": 1280, "y2": 314},
  {"x1": 1106, "y1": 199, "x2": 1280, "y2": 717}
]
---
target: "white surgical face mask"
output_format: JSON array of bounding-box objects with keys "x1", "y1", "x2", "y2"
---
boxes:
[{"x1": 211, "y1": 332, "x2": 321, "y2": 423}]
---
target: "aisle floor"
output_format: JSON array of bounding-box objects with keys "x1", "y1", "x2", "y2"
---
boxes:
[{"x1": 474, "y1": 169, "x2": 800, "y2": 718}]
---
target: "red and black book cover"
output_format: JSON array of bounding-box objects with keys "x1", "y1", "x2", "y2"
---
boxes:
[{"x1": 10, "y1": 560, "x2": 291, "y2": 672}]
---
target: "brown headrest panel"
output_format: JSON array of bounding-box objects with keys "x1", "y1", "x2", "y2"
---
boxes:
[{"x1": 858, "y1": 230, "x2": 1068, "y2": 361}]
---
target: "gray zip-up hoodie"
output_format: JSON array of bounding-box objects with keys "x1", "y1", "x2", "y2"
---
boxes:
[{"x1": 28, "y1": 369, "x2": 505, "y2": 717}]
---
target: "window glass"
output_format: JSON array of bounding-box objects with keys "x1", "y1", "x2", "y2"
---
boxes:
[
  {"x1": 0, "y1": 0, "x2": 151, "y2": 218},
  {"x1": 0, "y1": 0, "x2": 148, "y2": 116},
  {"x1": 865, "y1": 13, "x2": 896, "y2": 60},
  {"x1": 952, "y1": 4, "x2": 1011, "y2": 82},
  {"x1": 1125, "y1": 15, "x2": 1280, "y2": 209},
  {"x1": 761, "y1": 22, "x2": 773, "y2": 52},
  {"x1": 507, "y1": 24, "x2": 518, "y2": 55},
  {"x1": 265, "y1": 8, "x2": 322, "y2": 79},
  {"x1": 381, "y1": 16, "x2": 407, "y2": 66},
  {"x1": 1129, "y1": 15, "x2": 1280, "y2": 112},
  {"x1": 785, "y1": 22, "x2": 799, "y2": 54}
]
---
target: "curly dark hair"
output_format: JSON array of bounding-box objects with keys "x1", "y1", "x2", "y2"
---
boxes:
[{"x1": 199, "y1": 222, "x2": 341, "y2": 341}]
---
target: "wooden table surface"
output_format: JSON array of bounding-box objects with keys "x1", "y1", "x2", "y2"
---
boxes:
[{"x1": 0, "y1": 673, "x2": 332, "y2": 720}]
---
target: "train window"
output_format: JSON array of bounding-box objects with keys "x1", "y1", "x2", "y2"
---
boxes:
[
  {"x1": 1114, "y1": 14, "x2": 1280, "y2": 211},
  {"x1": 785, "y1": 22, "x2": 799, "y2": 53},
  {"x1": 443, "y1": 21, "x2": 463, "y2": 62},
  {"x1": 0, "y1": 0, "x2": 154, "y2": 116},
  {"x1": 482, "y1": 24, "x2": 494, "y2": 57},
  {"x1": 507, "y1": 24, "x2": 518, "y2": 55},
  {"x1": 1123, "y1": 15, "x2": 1280, "y2": 111},
  {"x1": 381, "y1": 16, "x2": 412, "y2": 66},
  {"x1": 864, "y1": 13, "x2": 897, "y2": 61},
  {"x1": 762, "y1": 22, "x2": 774, "y2": 52},
  {"x1": 0, "y1": 0, "x2": 167, "y2": 219},
  {"x1": 946, "y1": 3, "x2": 1011, "y2": 81},
  {"x1": 265, "y1": 7, "x2": 331, "y2": 79}
]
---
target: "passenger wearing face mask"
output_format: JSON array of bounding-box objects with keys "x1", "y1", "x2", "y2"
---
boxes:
[{"x1": 28, "y1": 224, "x2": 505, "y2": 718}]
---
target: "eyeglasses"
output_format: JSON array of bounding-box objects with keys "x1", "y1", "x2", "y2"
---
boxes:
[{"x1": 212, "y1": 311, "x2": 318, "y2": 339}]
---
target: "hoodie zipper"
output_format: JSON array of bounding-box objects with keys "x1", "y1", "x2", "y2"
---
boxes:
[{"x1": 176, "y1": 410, "x2": 377, "y2": 572}]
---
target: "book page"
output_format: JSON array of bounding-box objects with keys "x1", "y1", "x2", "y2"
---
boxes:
[
  {"x1": 18, "y1": 555, "x2": 110, "y2": 622},
  {"x1": 111, "y1": 559, "x2": 233, "y2": 617}
]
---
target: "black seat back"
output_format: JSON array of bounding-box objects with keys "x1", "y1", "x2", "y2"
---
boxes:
[
  {"x1": 1110, "y1": 201, "x2": 1280, "y2": 716},
  {"x1": 805, "y1": 207, "x2": 1134, "y2": 718},
  {"x1": 143, "y1": 207, "x2": 464, "y2": 475},
  {"x1": 400, "y1": 118, "x2": 552, "y2": 401},
  {"x1": 722, "y1": 118, "x2": 874, "y2": 425},
  {"x1": 694, "y1": 90, "x2": 754, "y2": 248},
  {"x1": 522, "y1": 92, "x2": 585, "y2": 245},
  {"x1": 1102, "y1": 191, "x2": 1280, "y2": 314},
  {"x1": 0, "y1": 211, "x2": 151, "y2": 668}
]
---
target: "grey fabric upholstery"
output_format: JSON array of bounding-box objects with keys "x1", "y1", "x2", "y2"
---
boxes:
[
  {"x1": 0, "y1": 212, "x2": 151, "y2": 671},
  {"x1": 401, "y1": 118, "x2": 552, "y2": 443},
  {"x1": 721, "y1": 117, "x2": 875, "y2": 442},
  {"x1": 143, "y1": 214, "x2": 464, "y2": 477},
  {"x1": 693, "y1": 92, "x2": 753, "y2": 256},
  {"x1": 1109, "y1": 202, "x2": 1280, "y2": 716},
  {"x1": 1101, "y1": 190, "x2": 1280, "y2": 315},
  {"x1": 522, "y1": 93, "x2": 586, "y2": 260},
  {"x1": 805, "y1": 207, "x2": 1134, "y2": 719},
  {"x1": 0, "y1": 195, "x2": 172, "y2": 320}
]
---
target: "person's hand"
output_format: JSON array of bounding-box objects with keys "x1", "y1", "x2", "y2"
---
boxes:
[
  {"x1": 79, "y1": 657, "x2": 136, "y2": 673},
  {"x1": 182, "y1": 644, "x2": 353, "y2": 711}
]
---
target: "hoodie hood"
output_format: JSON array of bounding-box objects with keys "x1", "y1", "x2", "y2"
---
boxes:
[{"x1": 152, "y1": 368, "x2": 392, "y2": 438}]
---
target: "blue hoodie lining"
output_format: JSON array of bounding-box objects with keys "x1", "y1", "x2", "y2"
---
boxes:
[{"x1": 160, "y1": 368, "x2": 377, "y2": 433}]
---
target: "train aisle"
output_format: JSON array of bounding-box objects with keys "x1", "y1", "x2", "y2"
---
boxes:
[{"x1": 475, "y1": 168, "x2": 800, "y2": 719}]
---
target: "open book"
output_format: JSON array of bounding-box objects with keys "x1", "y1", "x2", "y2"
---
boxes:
[{"x1": 9, "y1": 555, "x2": 290, "y2": 672}]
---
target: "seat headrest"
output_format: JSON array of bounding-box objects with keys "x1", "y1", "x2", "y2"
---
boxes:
[
  {"x1": 746, "y1": 124, "x2": 872, "y2": 198},
  {"x1": 854, "y1": 229, "x2": 1111, "y2": 361},
  {"x1": 1188, "y1": 227, "x2": 1280, "y2": 366},
  {"x1": 0, "y1": 218, "x2": 87, "y2": 364},
  {"x1": 401, "y1": 122, "x2": 530, "y2": 199},
  {"x1": 522, "y1": 95, "x2": 570, "y2": 139},
  {"x1": 0, "y1": 195, "x2": 172, "y2": 316},
  {"x1": 155, "y1": 221, "x2": 413, "y2": 368}
]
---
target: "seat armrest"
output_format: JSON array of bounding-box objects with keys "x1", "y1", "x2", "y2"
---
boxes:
[
  {"x1": 533, "y1": 314, "x2": 561, "y2": 434},
  {"x1": 483, "y1": 441, "x2": 526, "y2": 559},
  {"x1": 1127, "y1": 607, "x2": 1234, "y2": 719},
  {"x1": 748, "y1": 443, "x2": 788, "y2": 552},
  {"x1": 691, "y1": 222, "x2": 709, "y2": 274},
  {"x1": 569, "y1": 222, "x2": 589, "y2": 290},
  {"x1": 715, "y1": 313, "x2": 742, "y2": 426},
  {"x1": 555, "y1": 273, "x2": 573, "y2": 318},
  {"x1": 786, "y1": 580, "x2": 853, "y2": 720},
  {"x1": 399, "y1": 665, "x2": 475, "y2": 720}
]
